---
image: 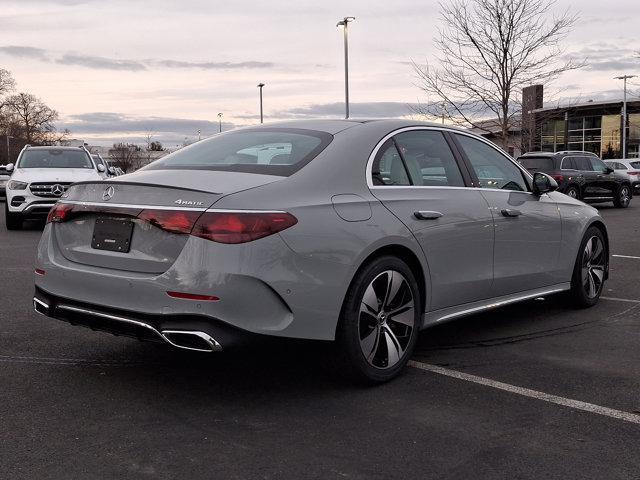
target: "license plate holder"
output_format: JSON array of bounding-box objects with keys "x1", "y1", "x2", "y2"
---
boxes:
[{"x1": 91, "y1": 218, "x2": 134, "y2": 253}]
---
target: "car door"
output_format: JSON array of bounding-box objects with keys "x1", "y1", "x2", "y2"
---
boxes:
[
  {"x1": 368, "y1": 128, "x2": 495, "y2": 310},
  {"x1": 451, "y1": 133, "x2": 563, "y2": 296},
  {"x1": 573, "y1": 156, "x2": 599, "y2": 198},
  {"x1": 589, "y1": 156, "x2": 618, "y2": 196}
]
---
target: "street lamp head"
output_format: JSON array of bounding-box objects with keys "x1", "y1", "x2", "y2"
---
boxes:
[
  {"x1": 217, "y1": 112, "x2": 223, "y2": 117},
  {"x1": 336, "y1": 16, "x2": 355, "y2": 27},
  {"x1": 257, "y1": 83, "x2": 265, "y2": 88}
]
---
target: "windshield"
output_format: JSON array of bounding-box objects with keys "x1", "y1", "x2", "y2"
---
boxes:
[
  {"x1": 145, "y1": 128, "x2": 333, "y2": 176},
  {"x1": 519, "y1": 156, "x2": 554, "y2": 172},
  {"x1": 18, "y1": 149, "x2": 94, "y2": 169}
]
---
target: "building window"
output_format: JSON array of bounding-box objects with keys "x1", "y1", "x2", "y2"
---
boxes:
[
  {"x1": 541, "y1": 119, "x2": 565, "y2": 152},
  {"x1": 601, "y1": 114, "x2": 621, "y2": 159},
  {"x1": 627, "y1": 114, "x2": 640, "y2": 159}
]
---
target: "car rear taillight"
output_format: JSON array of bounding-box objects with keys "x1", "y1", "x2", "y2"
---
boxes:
[
  {"x1": 191, "y1": 211, "x2": 298, "y2": 244},
  {"x1": 628, "y1": 171, "x2": 640, "y2": 176},
  {"x1": 138, "y1": 209, "x2": 201, "y2": 234},
  {"x1": 46, "y1": 203, "x2": 75, "y2": 223},
  {"x1": 551, "y1": 174, "x2": 564, "y2": 183}
]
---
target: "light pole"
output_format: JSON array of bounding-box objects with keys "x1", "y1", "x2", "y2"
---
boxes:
[
  {"x1": 217, "y1": 113, "x2": 223, "y2": 133},
  {"x1": 6, "y1": 133, "x2": 12, "y2": 163},
  {"x1": 197, "y1": 129, "x2": 201, "y2": 141},
  {"x1": 614, "y1": 75, "x2": 637, "y2": 158},
  {"x1": 257, "y1": 83, "x2": 265, "y2": 123},
  {"x1": 336, "y1": 16, "x2": 355, "y2": 119}
]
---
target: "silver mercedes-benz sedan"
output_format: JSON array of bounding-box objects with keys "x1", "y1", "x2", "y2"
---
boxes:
[{"x1": 33, "y1": 119, "x2": 608, "y2": 382}]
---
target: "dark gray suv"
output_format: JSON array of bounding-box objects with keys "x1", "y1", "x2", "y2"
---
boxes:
[{"x1": 518, "y1": 151, "x2": 632, "y2": 208}]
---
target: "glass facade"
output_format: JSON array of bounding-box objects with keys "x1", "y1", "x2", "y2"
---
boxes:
[{"x1": 540, "y1": 111, "x2": 639, "y2": 159}]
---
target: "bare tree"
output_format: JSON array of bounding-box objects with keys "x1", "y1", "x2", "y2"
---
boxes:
[
  {"x1": 109, "y1": 142, "x2": 142, "y2": 172},
  {"x1": 4, "y1": 92, "x2": 60, "y2": 144},
  {"x1": 413, "y1": 0, "x2": 583, "y2": 148}
]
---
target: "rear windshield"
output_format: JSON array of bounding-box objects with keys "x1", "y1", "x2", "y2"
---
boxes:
[
  {"x1": 630, "y1": 161, "x2": 640, "y2": 169},
  {"x1": 145, "y1": 128, "x2": 333, "y2": 176},
  {"x1": 519, "y1": 156, "x2": 554, "y2": 172},
  {"x1": 18, "y1": 149, "x2": 94, "y2": 169}
]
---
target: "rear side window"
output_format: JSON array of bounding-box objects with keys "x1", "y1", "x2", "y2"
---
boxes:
[
  {"x1": 631, "y1": 161, "x2": 640, "y2": 169},
  {"x1": 18, "y1": 149, "x2": 93, "y2": 169},
  {"x1": 371, "y1": 140, "x2": 410, "y2": 186},
  {"x1": 455, "y1": 134, "x2": 528, "y2": 192},
  {"x1": 561, "y1": 157, "x2": 577, "y2": 170},
  {"x1": 146, "y1": 128, "x2": 332, "y2": 176},
  {"x1": 519, "y1": 156, "x2": 554, "y2": 172},
  {"x1": 574, "y1": 157, "x2": 593, "y2": 171},
  {"x1": 393, "y1": 131, "x2": 464, "y2": 187}
]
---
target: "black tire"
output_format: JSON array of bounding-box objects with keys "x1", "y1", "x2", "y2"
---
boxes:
[
  {"x1": 564, "y1": 185, "x2": 580, "y2": 200},
  {"x1": 335, "y1": 255, "x2": 421, "y2": 384},
  {"x1": 568, "y1": 226, "x2": 607, "y2": 308},
  {"x1": 613, "y1": 184, "x2": 631, "y2": 208},
  {"x1": 5, "y1": 203, "x2": 23, "y2": 230}
]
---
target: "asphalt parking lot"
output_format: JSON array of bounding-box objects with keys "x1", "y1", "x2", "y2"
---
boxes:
[{"x1": 1, "y1": 204, "x2": 639, "y2": 480}]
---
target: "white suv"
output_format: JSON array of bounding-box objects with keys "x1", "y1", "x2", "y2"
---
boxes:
[{"x1": 4, "y1": 145, "x2": 105, "y2": 230}]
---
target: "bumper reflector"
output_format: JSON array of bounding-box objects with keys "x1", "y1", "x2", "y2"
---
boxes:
[{"x1": 166, "y1": 291, "x2": 220, "y2": 301}]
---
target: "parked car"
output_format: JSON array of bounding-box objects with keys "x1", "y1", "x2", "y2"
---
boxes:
[
  {"x1": 518, "y1": 151, "x2": 632, "y2": 208},
  {"x1": 5, "y1": 145, "x2": 105, "y2": 230},
  {"x1": 0, "y1": 165, "x2": 9, "y2": 200},
  {"x1": 604, "y1": 159, "x2": 640, "y2": 194},
  {"x1": 34, "y1": 120, "x2": 609, "y2": 383},
  {"x1": 91, "y1": 153, "x2": 117, "y2": 178}
]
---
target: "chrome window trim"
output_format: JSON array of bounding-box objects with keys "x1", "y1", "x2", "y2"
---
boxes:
[
  {"x1": 205, "y1": 208, "x2": 287, "y2": 214},
  {"x1": 365, "y1": 126, "x2": 533, "y2": 194}
]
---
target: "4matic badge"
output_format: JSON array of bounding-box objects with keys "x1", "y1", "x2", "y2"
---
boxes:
[{"x1": 174, "y1": 199, "x2": 204, "y2": 206}]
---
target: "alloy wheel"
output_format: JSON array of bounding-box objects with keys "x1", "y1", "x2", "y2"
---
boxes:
[
  {"x1": 567, "y1": 188, "x2": 578, "y2": 198},
  {"x1": 358, "y1": 270, "x2": 415, "y2": 369},
  {"x1": 582, "y1": 236, "x2": 606, "y2": 298},
  {"x1": 620, "y1": 187, "x2": 630, "y2": 206}
]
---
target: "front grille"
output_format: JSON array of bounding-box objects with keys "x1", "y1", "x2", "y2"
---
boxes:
[{"x1": 29, "y1": 182, "x2": 73, "y2": 198}]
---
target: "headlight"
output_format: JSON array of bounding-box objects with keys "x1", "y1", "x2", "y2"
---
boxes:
[{"x1": 8, "y1": 180, "x2": 28, "y2": 190}]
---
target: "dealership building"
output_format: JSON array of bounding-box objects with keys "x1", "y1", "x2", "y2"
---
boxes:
[{"x1": 521, "y1": 85, "x2": 640, "y2": 159}]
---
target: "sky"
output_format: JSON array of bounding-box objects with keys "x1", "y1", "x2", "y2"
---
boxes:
[{"x1": 0, "y1": 0, "x2": 639, "y2": 146}]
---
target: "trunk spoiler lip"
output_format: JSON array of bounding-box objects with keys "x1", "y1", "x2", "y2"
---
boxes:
[{"x1": 68, "y1": 180, "x2": 221, "y2": 196}]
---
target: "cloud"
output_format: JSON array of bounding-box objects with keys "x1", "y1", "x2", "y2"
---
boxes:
[
  {"x1": 565, "y1": 43, "x2": 640, "y2": 73},
  {"x1": 0, "y1": 45, "x2": 274, "y2": 72},
  {"x1": 59, "y1": 112, "x2": 236, "y2": 144},
  {"x1": 0, "y1": 45, "x2": 49, "y2": 61},
  {"x1": 56, "y1": 54, "x2": 147, "y2": 71},
  {"x1": 268, "y1": 101, "x2": 418, "y2": 119},
  {"x1": 154, "y1": 60, "x2": 274, "y2": 70}
]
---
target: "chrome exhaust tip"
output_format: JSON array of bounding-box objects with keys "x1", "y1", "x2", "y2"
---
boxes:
[{"x1": 161, "y1": 330, "x2": 222, "y2": 353}]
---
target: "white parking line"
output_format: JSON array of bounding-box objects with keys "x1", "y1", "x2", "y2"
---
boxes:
[
  {"x1": 601, "y1": 296, "x2": 640, "y2": 304},
  {"x1": 408, "y1": 361, "x2": 640, "y2": 425},
  {"x1": 612, "y1": 254, "x2": 640, "y2": 260}
]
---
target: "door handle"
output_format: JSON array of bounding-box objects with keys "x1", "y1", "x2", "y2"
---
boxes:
[
  {"x1": 501, "y1": 208, "x2": 522, "y2": 217},
  {"x1": 414, "y1": 211, "x2": 443, "y2": 220}
]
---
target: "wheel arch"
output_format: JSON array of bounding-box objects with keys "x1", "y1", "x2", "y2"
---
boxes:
[{"x1": 340, "y1": 243, "x2": 429, "y2": 321}]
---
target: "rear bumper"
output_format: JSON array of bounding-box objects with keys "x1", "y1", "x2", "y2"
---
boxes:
[{"x1": 33, "y1": 286, "x2": 260, "y2": 351}]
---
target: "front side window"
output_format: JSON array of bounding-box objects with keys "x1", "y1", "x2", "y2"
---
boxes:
[
  {"x1": 371, "y1": 140, "x2": 410, "y2": 186},
  {"x1": 455, "y1": 134, "x2": 528, "y2": 191},
  {"x1": 146, "y1": 128, "x2": 332, "y2": 177},
  {"x1": 393, "y1": 130, "x2": 464, "y2": 187},
  {"x1": 18, "y1": 149, "x2": 93, "y2": 169},
  {"x1": 589, "y1": 157, "x2": 609, "y2": 173}
]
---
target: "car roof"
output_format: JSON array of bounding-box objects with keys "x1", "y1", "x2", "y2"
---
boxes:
[
  {"x1": 242, "y1": 118, "x2": 458, "y2": 135},
  {"x1": 24, "y1": 146, "x2": 88, "y2": 151},
  {"x1": 519, "y1": 151, "x2": 598, "y2": 158}
]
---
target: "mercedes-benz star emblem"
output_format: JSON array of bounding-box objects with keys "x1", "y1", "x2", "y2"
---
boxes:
[
  {"x1": 102, "y1": 186, "x2": 115, "y2": 201},
  {"x1": 51, "y1": 184, "x2": 64, "y2": 197}
]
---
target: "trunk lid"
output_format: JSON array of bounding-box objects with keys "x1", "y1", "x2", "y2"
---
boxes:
[{"x1": 52, "y1": 171, "x2": 282, "y2": 273}]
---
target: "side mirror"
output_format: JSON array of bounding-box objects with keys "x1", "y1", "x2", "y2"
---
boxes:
[
  {"x1": 97, "y1": 164, "x2": 106, "y2": 172},
  {"x1": 108, "y1": 166, "x2": 116, "y2": 175},
  {"x1": 532, "y1": 172, "x2": 558, "y2": 196},
  {"x1": 5, "y1": 163, "x2": 14, "y2": 172},
  {"x1": 605, "y1": 167, "x2": 614, "y2": 174}
]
